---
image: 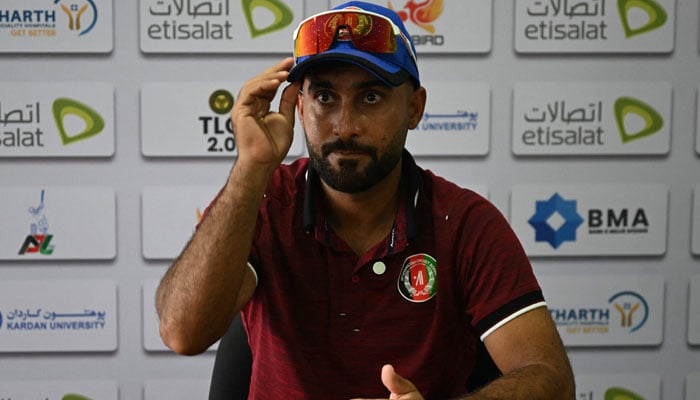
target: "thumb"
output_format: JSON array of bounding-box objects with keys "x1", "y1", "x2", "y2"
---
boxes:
[{"x1": 381, "y1": 364, "x2": 420, "y2": 398}]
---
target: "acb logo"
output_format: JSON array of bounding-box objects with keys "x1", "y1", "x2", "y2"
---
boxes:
[{"x1": 18, "y1": 234, "x2": 55, "y2": 255}]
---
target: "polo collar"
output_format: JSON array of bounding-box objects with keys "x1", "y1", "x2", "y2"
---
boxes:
[{"x1": 303, "y1": 149, "x2": 419, "y2": 242}]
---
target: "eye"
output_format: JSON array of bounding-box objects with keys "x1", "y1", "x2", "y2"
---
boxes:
[
  {"x1": 364, "y1": 92, "x2": 382, "y2": 104},
  {"x1": 315, "y1": 91, "x2": 334, "y2": 104}
]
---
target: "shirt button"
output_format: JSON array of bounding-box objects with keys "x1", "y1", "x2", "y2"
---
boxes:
[
  {"x1": 351, "y1": 275, "x2": 360, "y2": 283},
  {"x1": 372, "y1": 261, "x2": 386, "y2": 275}
]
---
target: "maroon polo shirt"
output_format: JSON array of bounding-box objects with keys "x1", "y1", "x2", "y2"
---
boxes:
[{"x1": 240, "y1": 151, "x2": 544, "y2": 400}]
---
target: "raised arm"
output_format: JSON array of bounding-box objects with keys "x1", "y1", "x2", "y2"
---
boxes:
[{"x1": 156, "y1": 58, "x2": 301, "y2": 355}]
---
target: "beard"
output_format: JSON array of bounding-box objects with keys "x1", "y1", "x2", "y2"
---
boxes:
[{"x1": 307, "y1": 133, "x2": 405, "y2": 194}]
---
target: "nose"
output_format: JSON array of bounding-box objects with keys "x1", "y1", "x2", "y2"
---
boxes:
[{"x1": 333, "y1": 101, "x2": 360, "y2": 141}]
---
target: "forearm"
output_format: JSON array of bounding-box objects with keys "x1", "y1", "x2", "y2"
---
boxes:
[
  {"x1": 156, "y1": 161, "x2": 274, "y2": 355},
  {"x1": 461, "y1": 363, "x2": 575, "y2": 400}
]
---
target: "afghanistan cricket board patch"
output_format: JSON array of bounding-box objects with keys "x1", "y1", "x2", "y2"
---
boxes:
[{"x1": 398, "y1": 253, "x2": 438, "y2": 302}]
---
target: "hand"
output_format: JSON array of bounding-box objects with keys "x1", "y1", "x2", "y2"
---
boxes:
[
  {"x1": 231, "y1": 57, "x2": 301, "y2": 172},
  {"x1": 352, "y1": 364, "x2": 424, "y2": 400}
]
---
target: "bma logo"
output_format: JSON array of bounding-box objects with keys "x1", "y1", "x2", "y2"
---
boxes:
[
  {"x1": 618, "y1": 0, "x2": 667, "y2": 38},
  {"x1": 241, "y1": 0, "x2": 293, "y2": 38},
  {"x1": 528, "y1": 193, "x2": 584, "y2": 249},
  {"x1": 614, "y1": 96, "x2": 663, "y2": 144},
  {"x1": 18, "y1": 189, "x2": 55, "y2": 255},
  {"x1": 54, "y1": 0, "x2": 99, "y2": 36},
  {"x1": 609, "y1": 291, "x2": 649, "y2": 333},
  {"x1": 388, "y1": 0, "x2": 445, "y2": 46}
]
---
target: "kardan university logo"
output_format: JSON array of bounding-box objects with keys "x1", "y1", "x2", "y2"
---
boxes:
[{"x1": 528, "y1": 193, "x2": 584, "y2": 249}]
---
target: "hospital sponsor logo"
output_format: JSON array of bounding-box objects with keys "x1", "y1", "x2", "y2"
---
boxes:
[
  {"x1": 540, "y1": 275, "x2": 663, "y2": 346},
  {"x1": 0, "y1": 0, "x2": 99, "y2": 39},
  {"x1": 18, "y1": 189, "x2": 55, "y2": 256},
  {"x1": 515, "y1": 0, "x2": 674, "y2": 53},
  {"x1": 141, "y1": 0, "x2": 297, "y2": 52},
  {"x1": 550, "y1": 290, "x2": 649, "y2": 336},
  {"x1": 511, "y1": 184, "x2": 667, "y2": 256},
  {"x1": 513, "y1": 82, "x2": 670, "y2": 155},
  {"x1": 398, "y1": 253, "x2": 437, "y2": 302}
]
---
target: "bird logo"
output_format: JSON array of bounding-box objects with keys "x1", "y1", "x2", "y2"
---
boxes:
[{"x1": 388, "y1": 0, "x2": 444, "y2": 34}]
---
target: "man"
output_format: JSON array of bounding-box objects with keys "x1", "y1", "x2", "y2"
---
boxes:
[{"x1": 156, "y1": 2, "x2": 575, "y2": 399}]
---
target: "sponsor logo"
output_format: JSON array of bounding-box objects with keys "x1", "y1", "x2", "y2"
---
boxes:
[
  {"x1": 528, "y1": 193, "x2": 584, "y2": 249},
  {"x1": 241, "y1": 0, "x2": 293, "y2": 38},
  {"x1": 200, "y1": 89, "x2": 236, "y2": 153},
  {"x1": 416, "y1": 110, "x2": 479, "y2": 132},
  {"x1": 550, "y1": 290, "x2": 649, "y2": 335},
  {"x1": 18, "y1": 189, "x2": 55, "y2": 256},
  {"x1": 0, "y1": 307, "x2": 106, "y2": 332},
  {"x1": 388, "y1": 0, "x2": 445, "y2": 46},
  {"x1": 578, "y1": 386, "x2": 646, "y2": 400},
  {"x1": 618, "y1": 0, "x2": 667, "y2": 38},
  {"x1": 398, "y1": 253, "x2": 437, "y2": 302},
  {"x1": 53, "y1": 97, "x2": 105, "y2": 145},
  {"x1": 613, "y1": 97, "x2": 663, "y2": 143},
  {"x1": 0, "y1": 0, "x2": 98, "y2": 38}
]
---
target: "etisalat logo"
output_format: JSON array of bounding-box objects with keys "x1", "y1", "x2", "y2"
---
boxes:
[
  {"x1": 523, "y1": 0, "x2": 668, "y2": 40},
  {"x1": 17, "y1": 189, "x2": 55, "y2": 256},
  {"x1": 528, "y1": 192, "x2": 651, "y2": 249},
  {"x1": 387, "y1": 0, "x2": 445, "y2": 46},
  {"x1": 549, "y1": 290, "x2": 650, "y2": 335},
  {"x1": 0, "y1": 97, "x2": 104, "y2": 149},
  {"x1": 0, "y1": 395, "x2": 94, "y2": 400},
  {"x1": 200, "y1": 89, "x2": 237, "y2": 153},
  {"x1": 520, "y1": 96, "x2": 663, "y2": 147},
  {"x1": 579, "y1": 386, "x2": 646, "y2": 400},
  {"x1": 145, "y1": 0, "x2": 293, "y2": 40}
]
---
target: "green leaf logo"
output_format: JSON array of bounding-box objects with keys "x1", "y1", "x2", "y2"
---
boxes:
[
  {"x1": 614, "y1": 96, "x2": 663, "y2": 143},
  {"x1": 241, "y1": 0, "x2": 294, "y2": 38},
  {"x1": 618, "y1": 0, "x2": 668, "y2": 38},
  {"x1": 605, "y1": 386, "x2": 646, "y2": 400},
  {"x1": 63, "y1": 394, "x2": 94, "y2": 400},
  {"x1": 52, "y1": 97, "x2": 105, "y2": 145}
]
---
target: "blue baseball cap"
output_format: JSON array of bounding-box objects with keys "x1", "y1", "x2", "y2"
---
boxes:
[{"x1": 287, "y1": 1, "x2": 420, "y2": 87}]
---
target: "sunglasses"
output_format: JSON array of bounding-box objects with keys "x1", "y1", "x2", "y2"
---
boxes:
[{"x1": 293, "y1": 9, "x2": 418, "y2": 66}]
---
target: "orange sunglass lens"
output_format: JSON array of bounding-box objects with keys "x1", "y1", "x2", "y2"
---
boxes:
[{"x1": 294, "y1": 12, "x2": 396, "y2": 58}]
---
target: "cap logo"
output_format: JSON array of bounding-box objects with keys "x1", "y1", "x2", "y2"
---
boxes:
[{"x1": 398, "y1": 253, "x2": 437, "y2": 302}]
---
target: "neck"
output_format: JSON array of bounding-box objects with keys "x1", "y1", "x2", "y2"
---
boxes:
[{"x1": 321, "y1": 161, "x2": 403, "y2": 255}]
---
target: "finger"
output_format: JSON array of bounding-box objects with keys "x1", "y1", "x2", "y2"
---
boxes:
[
  {"x1": 381, "y1": 364, "x2": 419, "y2": 397},
  {"x1": 278, "y1": 81, "x2": 301, "y2": 127}
]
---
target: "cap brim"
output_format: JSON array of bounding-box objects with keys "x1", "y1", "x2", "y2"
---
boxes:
[{"x1": 288, "y1": 47, "x2": 411, "y2": 87}]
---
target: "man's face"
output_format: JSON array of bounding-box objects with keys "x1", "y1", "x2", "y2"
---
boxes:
[{"x1": 297, "y1": 63, "x2": 424, "y2": 193}]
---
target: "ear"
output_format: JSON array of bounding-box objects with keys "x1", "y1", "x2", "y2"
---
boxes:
[{"x1": 407, "y1": 86, "x2": 426, "y2": 130}]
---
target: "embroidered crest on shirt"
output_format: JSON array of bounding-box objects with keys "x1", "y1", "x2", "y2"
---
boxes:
[{"x1": 398, "y1": 253, "x2": 437, "y2": 302}]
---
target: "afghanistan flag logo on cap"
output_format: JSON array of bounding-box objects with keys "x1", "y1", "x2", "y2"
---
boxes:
[{"x1": 398, "y1": 253, "x2": 437, "y2": 302}]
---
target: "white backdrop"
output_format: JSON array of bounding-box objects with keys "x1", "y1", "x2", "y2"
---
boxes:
[{"x1": 1, "y1": 1, "x2": 698, "y2": 399}]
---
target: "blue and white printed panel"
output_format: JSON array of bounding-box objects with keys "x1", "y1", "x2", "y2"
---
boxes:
[
  {"x1": 540, "y1": 275, "x2": 664, "y2": 346},
  {"x1": 145, "y1": 379, "x2": 210, "y2": 400},
  {"x1": 140, "y1": 0, "x2": 302, "y2": 52},
  {"x1": 515, "y1": 0, "x2": 675, "y2": 53},
  {"x1": 142, "y1": 279, "x2": 218, "y2": 352},
  {"x1": 142, "y1": 185, "x2": 220, "y2": 259},
  {"x1": 513, "y1": 82, "x2": 671, "y2": 155},
  {"x1": 688, "y1": 373, "x2": 700, "y2": 400},
  {"x1": 0, "y1": 380, "x2": 117, "y2": 400},
  {"x1": 0, "y1": 187, "x2": 116, "y2": 260},
  {"x1": 575, "y1": 374, "x2": 660, "y2": 400},
  {"x1": 511, "y1": 184, "x2": 668, "y2": 256},
  {"x1": 689, "y1": 275, "x2": 700, "y2": 345},
  {"x1": 141, "y1": 82, "x2": 305, "y2": 157},
  {"x1": 0, "y1": 0, "x2": 113, "y2": 53},
  {"x1": 405, "y1": 82, "x2": 489, "y2": 156},
  {"x1": 0, "y1": 83, "x2": 114, "y2": 157},
  {"x1": 0, "y1": 280, "x2": 117, "y2": 352},
  {"x1": 330, "y1": 0, "x2": 492, "y2": 53}
]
